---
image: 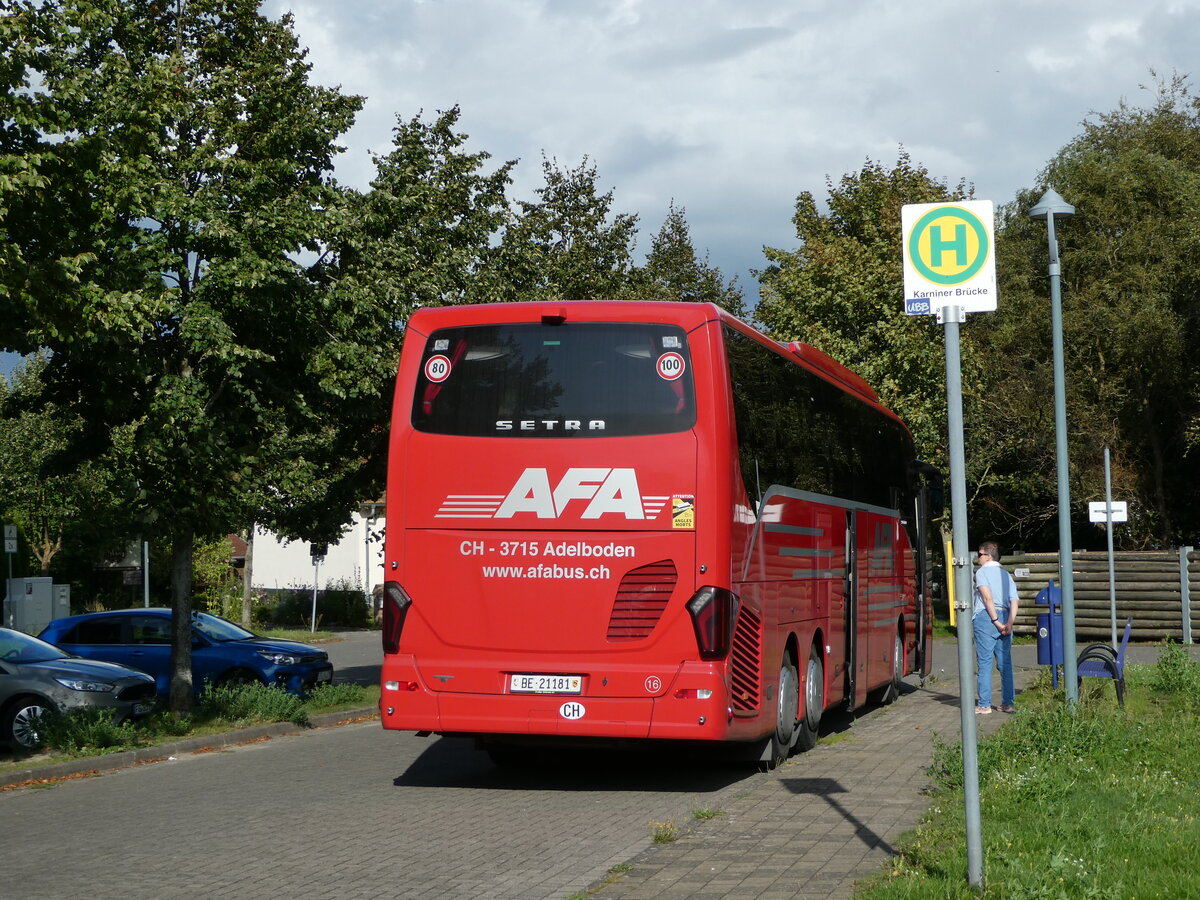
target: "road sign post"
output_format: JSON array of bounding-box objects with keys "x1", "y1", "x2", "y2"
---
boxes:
[
  {"x1": 902, "y1": 200, "x2": 997, "y2": 890},
  {"x1": 4, "y1": 524, "x2": 16, "y2": 629},
  {"x1": 1091, "y1": 448, "x2": 1126, "y2": 648}
]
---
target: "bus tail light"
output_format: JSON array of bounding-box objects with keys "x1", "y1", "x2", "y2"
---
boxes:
[
  {"x1": 686, "y1": 587, "x2": 740, "y2": 660},
  {"x1": 382, "y1": 581, "x2": 413, "y2": 654}
]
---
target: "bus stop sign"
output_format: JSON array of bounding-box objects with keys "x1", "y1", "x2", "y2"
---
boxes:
[{"x1": 902, "y1": 201, "x2": 997, "y2": 316}]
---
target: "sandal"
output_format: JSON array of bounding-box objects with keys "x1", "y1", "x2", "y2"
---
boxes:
[{"x1": 975, "y1": 706, "x2": 992, "y2": 715}]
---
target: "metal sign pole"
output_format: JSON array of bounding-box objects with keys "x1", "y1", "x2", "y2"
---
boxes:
[
  {"x1": 4, "y1": 524, "x2": 16, "y2": 629},
  {"x1": 942, "y1": 306, "x2": 984, "y2": 887},
  {"x1": 311, "y1": 556, "x2": 320, "y2": 634},
  {"x1": 1104, "y1": 447, "x2": 1117, "y2": 649},
  {"x1": 902, "y1": 201, "x2": 995, "y2": 892}
]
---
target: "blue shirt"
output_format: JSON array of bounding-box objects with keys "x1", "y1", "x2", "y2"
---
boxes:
[{"x1": 974, "y1": 561, "x2": 1018, "y2": 616}]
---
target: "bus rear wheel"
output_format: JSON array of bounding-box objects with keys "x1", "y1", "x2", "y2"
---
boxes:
[
  {"x1": 762, "y1": 655, "x2": 800, "y2": 770},
  {"x1": 869, "y1": 629, "x2": 904, "y2": 706},
  {"x1": 795, "y1": 650, "x2": 823, "y2": 752}
]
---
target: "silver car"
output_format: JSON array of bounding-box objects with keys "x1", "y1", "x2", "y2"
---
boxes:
[{"x1": 0, "y1": 627, "x2": 157, "y2": 750}]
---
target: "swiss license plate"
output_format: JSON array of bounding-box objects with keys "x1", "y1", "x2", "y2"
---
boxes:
[
  {"x1": 510, "y1": 673, "x2": 582, "y2": 694},
  {"x1": 316, "y1": 670, "x2": 333, "y2": 683}
]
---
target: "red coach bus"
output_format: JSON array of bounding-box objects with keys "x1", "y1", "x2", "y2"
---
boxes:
[{"x1": 380, "y1": 301, "x2": 938, "y2": 767}]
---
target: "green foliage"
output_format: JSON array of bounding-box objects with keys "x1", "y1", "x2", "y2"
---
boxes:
[
  {"x1": 756, "y1": 151, "x2": 977, "y2": 471},
  {"x1": 259, "y1": 579, "x2": 371, "y2": 629},
  {"x1": 0, "y1": 0, "x2": 376, "y2": 710},
  {"x1": 632, "y1": 202, "x2": 746, "y2": 316},
  {"x1": 303, "y1": 681, "x2": 372, "y2": 713},
  {"x1": 492, "y1": 156, "x2": 640, "y2": 302},
  {"x1": 38, "y1": 707, "x2": 140, "y2": 756},
  {"x1": 197, "y1": 682, "x2": 308, "y2": 726},
  {"x1": 0, "y1": 353, "x2": 134, "y2": 576},
  {"x1": 1149, "y1": 641, "x2": 1200, "y2": 703},
  {"x1": 982, "y1": 74, "x2": 1200, "y2": 547},
  {"x1": 191, "y1": 534, "x2": 241, "y2": 619},
  {"x1": 28, "y1": 682, "x2": 375, "y2": 761},
  {"x1": 871, "y1": 665, "x2": 1200, "y2": 898}
]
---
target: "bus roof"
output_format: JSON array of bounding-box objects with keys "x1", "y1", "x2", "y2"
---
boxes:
[{"x1": 405, "y1": 301, "x2": 910, "y2": 436}]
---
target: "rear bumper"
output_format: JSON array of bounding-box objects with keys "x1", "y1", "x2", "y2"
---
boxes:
[{"x1": 380, "y1": 655, "x2": 749, "y2": 742}]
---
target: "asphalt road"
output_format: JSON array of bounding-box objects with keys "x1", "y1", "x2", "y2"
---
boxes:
[{"x1": 0, "y1": 631, "x2": 765, "y2": 899}]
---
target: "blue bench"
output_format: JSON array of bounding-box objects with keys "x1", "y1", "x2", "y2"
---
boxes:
[{"x1": 1077, "y1": 617, "x2": 1132, "y2": 708}]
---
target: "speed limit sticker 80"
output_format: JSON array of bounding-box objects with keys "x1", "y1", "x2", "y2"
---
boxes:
[{"x1": 424, "y1": 355, "x2": 452, "y2": 383}]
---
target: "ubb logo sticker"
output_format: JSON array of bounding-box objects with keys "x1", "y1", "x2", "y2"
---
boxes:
[
  {"x1": 559, "y1": 701, "x2": 586, "y2": 720},
  {"x1": 435, "y1": 468, "x2": 670, "y2": 520},
  {"x1": 656, "y1": 352, "x2": 685, "y2": 381}
]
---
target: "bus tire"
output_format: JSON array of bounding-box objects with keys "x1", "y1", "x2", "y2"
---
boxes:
[
  {"x1": 870, "y1": 629, "x2": 905, "y2": 706},
  {"x1": 795, "y1": 648, "x2": 823, "y2": 753},
  {"x1": 762, "y1": 653, "x2": 800, "y2": 770}
]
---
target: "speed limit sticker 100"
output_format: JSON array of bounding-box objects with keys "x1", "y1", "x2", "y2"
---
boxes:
[{"x1": 657, "y1": 352, "x2": 685, "y2": 380}]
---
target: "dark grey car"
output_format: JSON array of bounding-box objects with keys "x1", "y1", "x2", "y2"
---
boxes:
[{"x1": 0, "y1": 627, "x2": 157, "y2": 750}]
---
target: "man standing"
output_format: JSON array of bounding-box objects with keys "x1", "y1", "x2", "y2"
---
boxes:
[{"x1": 974, "y1": 541, "x2": 1019, "y2": 714}]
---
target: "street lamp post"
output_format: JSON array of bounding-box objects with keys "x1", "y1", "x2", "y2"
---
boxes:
[{"x1": 1029, "y1": 188, "x2": 1079, "y2": 705}]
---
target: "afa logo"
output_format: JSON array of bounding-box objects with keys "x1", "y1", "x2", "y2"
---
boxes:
[{"x1": 436, "y1": 468, "x2": 671, "y2": 520}]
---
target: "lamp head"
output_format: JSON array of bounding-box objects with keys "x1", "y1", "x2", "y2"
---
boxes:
[{"x1": 1029, "y1": 188, "x2": 1075, "y2": 221}]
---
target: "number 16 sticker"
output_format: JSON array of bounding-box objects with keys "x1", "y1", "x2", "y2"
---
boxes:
[
  {"x1": 657, "y1": 352, "x2": 685, "y2": 380},
  {"x1": 425, "y1": 355, "x2": 452, "y2": 383}
]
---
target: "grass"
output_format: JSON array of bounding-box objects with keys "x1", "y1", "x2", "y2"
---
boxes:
[
  {"x1": 257, "y1": 627, "x2": 338, "y2": 642},
  {"x1": 2, "y1": 682, "x2": 379, "y2": 775},
  {"x1": 649, "y1": 819, "x2": 682, "y2": 843},
  {"x1": 856, "y1": 642, "x2": 1200, "y2": 898}
]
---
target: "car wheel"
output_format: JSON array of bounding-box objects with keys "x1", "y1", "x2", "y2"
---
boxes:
[{"x1": 3, "y1": 695, "x2": 49, "y2": 750}]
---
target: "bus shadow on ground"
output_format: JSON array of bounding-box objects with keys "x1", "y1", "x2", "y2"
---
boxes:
[{"x1": 394, "y1": 735, "x2": 771, "y2": 793}]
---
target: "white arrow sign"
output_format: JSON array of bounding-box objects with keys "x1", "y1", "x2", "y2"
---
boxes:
[{"x1": 1088, "y1": 501, "x2": 1127, "y2": 523}]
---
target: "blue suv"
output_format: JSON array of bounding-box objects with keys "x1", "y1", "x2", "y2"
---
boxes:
[{"x1": 40, "y1": 609, "x2": 333, "y2": 698}]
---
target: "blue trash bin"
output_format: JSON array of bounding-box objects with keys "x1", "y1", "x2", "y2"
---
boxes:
[{"x1": 1035, "y1": 579, "x2": 1064, "y2": 686}]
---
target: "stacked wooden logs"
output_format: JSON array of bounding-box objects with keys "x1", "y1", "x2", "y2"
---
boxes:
[{"x1": 999, "y1": 550, "x2": 1199, "y2": 642}]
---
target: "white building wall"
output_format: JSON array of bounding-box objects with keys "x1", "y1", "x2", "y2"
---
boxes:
[{"x1": 251, "y1": 511, "x2": 386, "y2": 595}]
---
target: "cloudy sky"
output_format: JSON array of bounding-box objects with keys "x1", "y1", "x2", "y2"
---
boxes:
[{"x1": 262, "y1": 0, "x2": 1200, "y2": 306}]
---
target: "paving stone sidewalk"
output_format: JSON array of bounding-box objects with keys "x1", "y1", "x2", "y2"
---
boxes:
[{"x1": 589, "y1": 638, "x2": 1043, "y2": 899}]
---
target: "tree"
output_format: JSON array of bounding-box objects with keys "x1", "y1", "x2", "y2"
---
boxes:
[
  {"x1": 986, "y1": 74, "x2": 1200, "y2": 547},
  {"x1": 492, "y1": 156, "x2": 639, "y2": 302},
  {"x1": 756, "y1": 152, "x2": 976, "y2": 470},
  {"x1": 320, "y1": 106, "x2": 513, "y2": 364},
  {"x1": 633, "y1": 202, "x2": 746, "y2": 316},
  {"x1": 0, "y1": 355, "x2": 132, "y2": 575},
  {"x1": 0, "y1": 0, "x2": 365, "y2": 712}
]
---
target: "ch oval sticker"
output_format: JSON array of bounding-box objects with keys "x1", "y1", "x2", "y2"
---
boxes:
[{"x1": 559, "y1": 701, "x2": 586, "y2": 720}]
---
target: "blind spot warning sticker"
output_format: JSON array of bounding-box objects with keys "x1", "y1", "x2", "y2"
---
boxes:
[
  {"x1": 424, "y1": 355, "x2": 452, "y2": 383},
  {"x1": 656, "y1": 352, "x2": 685, "y2": 380},
  {"x1": 672, "y1": 495, "x2": 695, "y2": 529}
]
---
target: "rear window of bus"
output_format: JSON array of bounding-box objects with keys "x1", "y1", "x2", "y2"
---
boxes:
[{"x1": 412, "y1": 322, "x2": 697, "y2": 437}]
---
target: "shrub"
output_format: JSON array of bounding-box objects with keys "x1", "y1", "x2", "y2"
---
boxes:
[
  {"x1": 39, "y1": 707, "x2": 140, "y2": 755},
  {"x1": 1151, "y1": 641, "x2": 1200, "y2": 701},
  {"x1": 303, "y1": 682, "x2": 372, "y2": 712},
  {"x1": 197, "y1": 682, "x2": 308, "y2": 726},
  {"x1": 259, "y1": 579, "x2": 371, "y2": 629}
]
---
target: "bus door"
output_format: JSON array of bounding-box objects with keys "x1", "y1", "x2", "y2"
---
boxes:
[{"x1": 842, "y1": 509, "x2": 858, "y2": 708}]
